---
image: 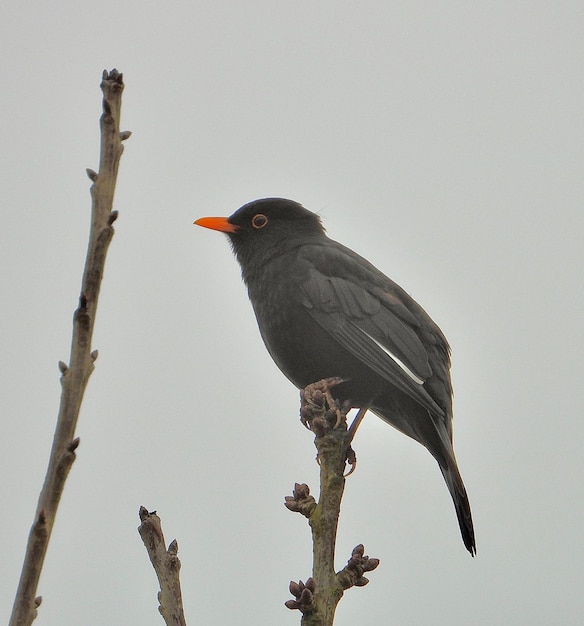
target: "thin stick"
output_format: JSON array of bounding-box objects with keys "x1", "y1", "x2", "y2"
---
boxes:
[
  {"x1": 9, "y1": 69, "x2": 128, "y2": 626},
  {"x1": 138, "y1": 507, "x2": 187, "y2": 626}
]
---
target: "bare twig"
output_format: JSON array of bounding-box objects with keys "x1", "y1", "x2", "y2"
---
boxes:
[
  {"x1": 9, "y1": 69, "x2": 128, "y2": 626},
  {"x1": 138, "y1": 507, "x2": 187, "y2": 626},
  {"x1": 285, "y1": 379, "x2": 380, "y2": 625}
]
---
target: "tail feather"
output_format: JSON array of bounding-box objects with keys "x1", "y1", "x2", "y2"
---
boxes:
[{"x1": 439, "y1": 457, "x2": 476, "y2": 556}]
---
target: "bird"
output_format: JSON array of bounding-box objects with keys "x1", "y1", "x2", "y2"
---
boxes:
[{"x1": 195, "y1": 197, "x2": 476, "y2": 556}]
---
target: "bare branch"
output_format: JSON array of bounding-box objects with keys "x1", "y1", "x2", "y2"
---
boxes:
[
  {"x1": 285, "y1": 379, "x2": 380, "y2": 625},
  {"x1": 138, "y1": 507, "x2": 187, "y2": 626},
  {"x1": 9, "y1": 69, "x2": 127, "y2": 626}
]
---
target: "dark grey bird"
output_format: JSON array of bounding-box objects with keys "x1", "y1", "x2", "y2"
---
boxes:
[{"x1": 195, "y1": 198, "x2": 475, "y2": 555}]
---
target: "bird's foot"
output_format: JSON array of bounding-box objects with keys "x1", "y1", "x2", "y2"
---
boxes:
[
  {"x1": 300, "y1": 377, "x2": 348, "y2": 435},
  {"x1": 323, "y1": 388, "x2": 344, "y2": 428}
]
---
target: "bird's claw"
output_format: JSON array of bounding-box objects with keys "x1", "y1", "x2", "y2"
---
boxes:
[
  {"x1": 323, "y1": 388, "x2": 344, "y2": 428},
  {"x1": 344, "y1": 445, "x2": 357, "y2": 477},
  {"x1": 300, "y1": 377, "x2": 347, "y2": 434},
  {"x1": 300, "y1": 397, "x2": 324, "y2": 429}
]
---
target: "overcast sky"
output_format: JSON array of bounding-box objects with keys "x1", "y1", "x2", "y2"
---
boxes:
[{"x1": 1, "y1": 2, "x2": 583, "y2": 625}]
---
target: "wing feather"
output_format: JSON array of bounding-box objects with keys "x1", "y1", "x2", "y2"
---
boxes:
[
  {"x1": 303, "y1": 306, "x2": 444, "y2": 416},
  {"x1": 299, "y1": 266, "x2": 433, "y2": 379}
]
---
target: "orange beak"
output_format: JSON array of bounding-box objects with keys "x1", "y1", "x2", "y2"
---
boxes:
[{"x1": 194, "y1": 216, "x2": 239, "y2": 233}]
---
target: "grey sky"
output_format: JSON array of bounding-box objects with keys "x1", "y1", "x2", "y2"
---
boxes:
[{"x1": 1, "y1": 2, "x2": 583, "y2": 624}]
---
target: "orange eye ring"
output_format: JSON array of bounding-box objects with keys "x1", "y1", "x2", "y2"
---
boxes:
[{"x1": 252, "y1": 213, "x2": 268, "y2": 229}]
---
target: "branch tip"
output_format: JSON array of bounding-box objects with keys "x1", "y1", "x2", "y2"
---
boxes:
[
  {"x1": 101, "y1": 68, "x2": 123, "y2": 84},
  {"x1": 138, "y1": 505, "x2": 157, "y2": 522}
]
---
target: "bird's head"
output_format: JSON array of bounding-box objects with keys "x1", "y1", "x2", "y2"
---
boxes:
[{"x1": 195, "y1": 198, "x2": 326, "y2": 269}]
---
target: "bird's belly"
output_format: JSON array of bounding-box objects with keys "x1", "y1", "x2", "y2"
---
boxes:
[{"x1": 255, "y1": 304, "x2": 381, "y2": 406}]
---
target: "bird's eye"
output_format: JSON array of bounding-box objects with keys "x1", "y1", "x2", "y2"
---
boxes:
[{"x1": 251, "y1": 213, "x2": 268, "y2": 229}]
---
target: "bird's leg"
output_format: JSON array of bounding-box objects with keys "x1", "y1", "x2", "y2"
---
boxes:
[
  {"x1": 348, "y1": 406, "x2": 369, "y2": 442},
  {"x1": 343, "y1": 406, "x2": 369, "y2": 477}
]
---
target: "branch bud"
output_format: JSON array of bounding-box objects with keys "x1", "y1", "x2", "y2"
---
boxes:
[
  {"x1": 284, "y1": 483, "x2": 316, "y2": 517},
  {"x1": 289, "y1": 581, "x2": 301, "y2": 596},
  {"x1": 285, "y1": 578, "x2": 314, "y2": 612}
]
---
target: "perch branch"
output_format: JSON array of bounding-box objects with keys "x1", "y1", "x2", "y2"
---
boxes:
[
  {"x1": 285, "y1": 378, "x2": 380, "y2": 625},
  {"x1": 138, "y1": 507, "x2": 187, "y2": 626},
  {"x1": 9, "y1": 69, "x2": 128, "y2": 626}
]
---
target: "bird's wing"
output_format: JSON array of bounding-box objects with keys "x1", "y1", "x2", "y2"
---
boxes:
[{"x1": 295, "y1": 244, "x2": 447, "y2": 417}]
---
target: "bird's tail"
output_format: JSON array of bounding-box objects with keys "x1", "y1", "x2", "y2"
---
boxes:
[{"x1": 439, "y1": 455, "x2": 476, "y2": 556}]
